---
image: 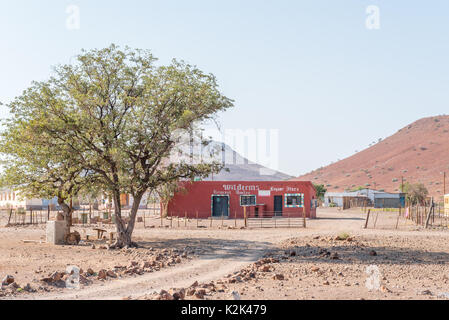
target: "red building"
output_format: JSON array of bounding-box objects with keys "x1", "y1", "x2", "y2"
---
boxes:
[{"x1": 167, "y1": 181, "x2": 317, "y2": 219}]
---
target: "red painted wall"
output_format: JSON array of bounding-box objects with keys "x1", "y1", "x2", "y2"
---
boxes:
[{"x1": 167, "y1": 181, "x2": 317, "y2": 219}]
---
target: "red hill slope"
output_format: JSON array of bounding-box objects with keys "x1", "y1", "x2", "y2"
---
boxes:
[{"x1": 295, "y1": 116, "x2": 449, "y2": 198}]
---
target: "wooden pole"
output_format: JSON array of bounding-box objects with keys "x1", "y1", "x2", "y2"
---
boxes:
[
  {"x1": 303, "y1": 207, "x2": 306, "y2": 228},
  {"x1": 395, "y1": 206, "x2": 401, "y2": 229},
  {"x1": 373, "y1": 210, "x2": 379, "y2": 228},
  {"x1": 7, "y1": 209, "x2": 13, "y2": 225},
  {"x1": 234, "y1": 211, "x2": 237, "y2": 228},
  {"x1": 244, "y1": 207, "x2": 247, "y2": 228},
  {"x1": 364, "y1": 209, "x2": 371, "y2": 229},
  {"x1": 425, "y1": 198, "x2": 434, "y2": 228},
  {"x1": 196, "y1": 211, "x2": 199, "y2": 228},
  {"x1": 170, "y1": 211, "x2": 173, "y2": 228},
  {"x1": 185, "y1": 211, "x2": 187, "y2": 227}
]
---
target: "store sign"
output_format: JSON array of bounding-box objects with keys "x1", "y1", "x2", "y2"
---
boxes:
[{"x1": 258, "y1": 190, "x2": 271, "y2": 197}]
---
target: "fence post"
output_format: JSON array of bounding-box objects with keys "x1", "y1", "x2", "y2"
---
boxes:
[
  {"x1": 234, "y1": 211, "x2": 237, "y2": 228},
  {"x1": 244, "y1": 207, "x2": 247, "y2": 228},
  {"x1": 170, "y1": 211, "x2": 173, "y2": 228},
  {"x1": 303, "y1": 208, "x2": 306, "y2": 228},
  {"x1": 425, "y1": 199, "x2": 434, "y2": 229},
  {"x1": 7, "y1": 209, "x2": 13, "y2": 225},
  {"x1": 395, "y1": 206, "x2": 401, "y2": 229},
  {"x1": 373, "y1": 210, "x2": 379, "y2": 228},
  {"x1": 185, "y1": 211, "x2": 187, "y2": 227},
  {"x1": 288, "y1": 211, "x2": 290, "y2": 228},
  {"x1": 30, "y1": 209, "x2": 33, "y2": 224},
  {"x1": 221, "y1": 211, "x2": 224, "y2": 227},
  {"x1": 364, "y1": 209, "x2": 371, "y2": 229}
]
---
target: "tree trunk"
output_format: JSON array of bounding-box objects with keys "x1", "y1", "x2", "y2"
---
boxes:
[
  {"x1": 57, "y1": 197, "x2": 73, "y2": 232},
  {"x1": 111, "y1": 191, "x2": 144, "y2": 248},
  {"x1": 161, "y1": 201, "x2": 169, "y2": 218},
  {"x1": 125, "y1": 192, "x2": 144, "y2": 240}
]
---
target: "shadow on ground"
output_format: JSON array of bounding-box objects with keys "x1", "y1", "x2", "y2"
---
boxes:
[
  {"x1": 276, "y1": 242, "x2": 449, "y2": 266},
  {"x1": 135, "y1": 238, "x2": 273, "y2": 262}
]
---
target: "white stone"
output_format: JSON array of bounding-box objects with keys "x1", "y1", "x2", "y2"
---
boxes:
[
  {"x1": 46, "y1": 221, "x2": 69, "y2": 245},
  {"x1": 65, "y1": 266, "x2": 80, "y2": 289}
]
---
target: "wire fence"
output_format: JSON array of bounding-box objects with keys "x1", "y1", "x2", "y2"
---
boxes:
[
  {"x1": 0, "y1": 206, "x2": 161, "y2": 228},
  {"x1": 363, "y1": 204, "x2": 449, "y2": 230}
]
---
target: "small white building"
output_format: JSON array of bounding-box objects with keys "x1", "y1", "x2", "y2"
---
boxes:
[
  {"x1": 324, "y1": 188, "x2": 405, "y2": 209},
  {"x1": 0, "y1": 188, "x2": 58, "y2": 210}
]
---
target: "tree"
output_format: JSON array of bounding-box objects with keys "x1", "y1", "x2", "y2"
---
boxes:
[
  {"x1": 1, "y1": 44, "x2": 233, "y2": 247},
  {"x1": 401, "y1": 182, "x2": 428, "y2": 206},
  {"x1": 313, "y1": 184, "x2": 327, "y2": 201},
  {"x1": 0, "y1": 115, "x2": 97, "y2": 230},
  {"x1": 156, "y1": 180, "x2": 187, "y2": 218}
]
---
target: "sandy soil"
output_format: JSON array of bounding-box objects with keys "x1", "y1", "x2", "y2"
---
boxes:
[{"x1": 1, "y1": 208, "x2": 448, "y2": 300}]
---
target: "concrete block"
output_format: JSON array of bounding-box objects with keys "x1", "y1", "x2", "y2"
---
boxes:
[{"x1": 46, "y1": 221, "x2": 69, "y2": 245}]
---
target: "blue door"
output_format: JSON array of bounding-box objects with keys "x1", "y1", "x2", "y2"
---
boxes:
[
  {"x1": 274, "y1": 196, "x2": 283, "y2": 216},
  {"x1": 212, "y1": 196, "x2": 229, "y2": 217}
]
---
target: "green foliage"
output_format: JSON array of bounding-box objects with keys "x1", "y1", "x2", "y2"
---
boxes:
[
  {"x1": 313, "y1": 183, "x2": 327, "y2": 200},
  {"x1": 336, "y1": 232, "x2": 351, "y2": 240},
  {"x1": 350, "y1": 186, "x2": 366, "y2": 192},
  {"x1": 400, "y1": 182, "x2": 429, "y2": 205},
  {"x1": 156, "y1": 180, "x2": 189, "y2": 217}
]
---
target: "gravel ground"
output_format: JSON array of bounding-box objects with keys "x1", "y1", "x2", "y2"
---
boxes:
[{"x1": 1, "y1": 208, "x2": 448, "y2": 300}]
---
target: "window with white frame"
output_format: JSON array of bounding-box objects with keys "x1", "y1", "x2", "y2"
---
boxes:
[
  {"x1": 285, "y1": 193, "x2": 304, "y2": 208},
  {"x1": 240, "y1": 195, "x2": 256, "y2": 206}
]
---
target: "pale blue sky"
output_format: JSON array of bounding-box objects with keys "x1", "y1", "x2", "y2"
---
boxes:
[{"x1": 1, "y1": 1, "x2": 448, "y2": 176}]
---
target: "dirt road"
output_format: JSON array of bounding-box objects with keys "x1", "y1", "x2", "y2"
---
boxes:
[{"x1": 26, "y1": 240, "x2": 272, "y2": 300}]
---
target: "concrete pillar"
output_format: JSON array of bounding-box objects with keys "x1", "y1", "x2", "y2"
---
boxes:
[{"x1": 46, "y1": 221, "x2": 69, "y2": 245}]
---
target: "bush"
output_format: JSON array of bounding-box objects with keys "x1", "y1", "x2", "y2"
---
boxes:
[{"x1": 336, "y1": 232, "x2": 351, "y2": 240}]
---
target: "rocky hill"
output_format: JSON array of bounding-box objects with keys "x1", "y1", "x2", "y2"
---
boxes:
[{"x1": 294, "y1": 116, "x2": 449, "y2": 198}]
